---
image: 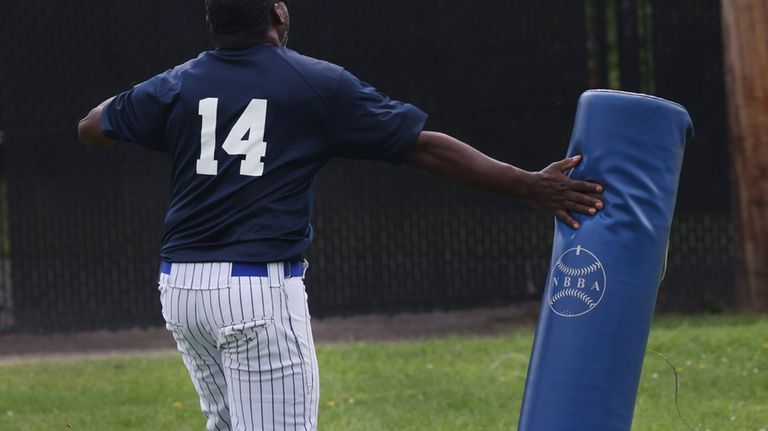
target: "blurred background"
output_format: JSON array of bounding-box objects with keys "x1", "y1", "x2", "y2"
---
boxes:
[{"x1": 0, "y1": 0, "x2": 735, "y2": 334}]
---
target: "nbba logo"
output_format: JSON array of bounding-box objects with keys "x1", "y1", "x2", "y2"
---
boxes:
[{"x1": 548, "y1": 245, "x2": 606, "y2": 317}]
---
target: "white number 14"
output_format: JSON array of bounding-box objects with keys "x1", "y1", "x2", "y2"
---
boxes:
[{"x1": 196, "y1": 98, "x2": 268, "y2": 177}]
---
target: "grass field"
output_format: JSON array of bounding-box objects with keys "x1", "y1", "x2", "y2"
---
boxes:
[{"x1": 0, "y1": 314, "x2": 766, "y2": 430}]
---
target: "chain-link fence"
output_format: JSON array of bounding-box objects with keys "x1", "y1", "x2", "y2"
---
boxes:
[{"x1": 0, "y1": 0, "x2": 731, "y2": 333}]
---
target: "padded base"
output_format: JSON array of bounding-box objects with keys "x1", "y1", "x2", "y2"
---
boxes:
[{"x1": 517, "y1": 90, "x2": 693, "y2": 431}]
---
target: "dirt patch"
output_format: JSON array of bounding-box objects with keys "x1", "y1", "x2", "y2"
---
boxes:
[
  {"x1": 0, "y1": 303, "x2": 539, "y2": 363},
  {"x1": 311, "y1": 303, "x2": 539, "y2": 342}
]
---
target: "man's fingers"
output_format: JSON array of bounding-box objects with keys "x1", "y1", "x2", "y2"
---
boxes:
[
  {"x1": 564, "y1": 200, "x2": 598, "y2": 215},
  {"x1": 553, "y1": 192, "x2": 602, "y2": 230},
  {"x1": 568, "y1": 178, "x2": 604, "y2": 194},
  {"x1": 549, "y1": 156, "x2": 605, "y2": 194},
  {"x1": 556, "y1": 210, "x2": 580, "y2": 229},
  {"x1": 555, "y1": 155, "x2": 582, "y2": 171},
  {"x1": 566, "y1": 191, "x2": 603, "y2": 210}
]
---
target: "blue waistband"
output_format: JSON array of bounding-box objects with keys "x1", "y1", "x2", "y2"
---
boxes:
[{"x1": 160, "y1": 261, "x2": 304, "y2": 278}]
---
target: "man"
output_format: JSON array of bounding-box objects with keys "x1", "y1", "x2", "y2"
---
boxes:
[{"x1": 78, "y1": 0, "x2": 603, "y2": 429}]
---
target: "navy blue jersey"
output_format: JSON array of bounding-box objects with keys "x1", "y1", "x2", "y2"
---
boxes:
[{"x1": 101, "y1": 44, "x2": 427, "y2": 262}]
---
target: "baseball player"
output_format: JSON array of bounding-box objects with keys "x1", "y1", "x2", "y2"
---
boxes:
[{"x1": 77, "y1": 0, "x2": 604, "y2": 429}]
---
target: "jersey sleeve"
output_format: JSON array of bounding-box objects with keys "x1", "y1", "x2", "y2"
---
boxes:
[
  {"x1": 100, "y1": 71, "x2": 176, "y2": 152},
  {"x1": 327, "y1": 70, "x2": 428, "y2": 164}
]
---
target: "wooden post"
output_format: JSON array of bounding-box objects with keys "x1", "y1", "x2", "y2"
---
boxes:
[{"x1": 721, "y1": 0, "x2": 768, "y2": 312}]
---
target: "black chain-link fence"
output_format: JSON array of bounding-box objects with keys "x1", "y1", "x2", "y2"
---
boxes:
[{"x1": 0, "y1": 0, "x2": 731, "y2": 333}]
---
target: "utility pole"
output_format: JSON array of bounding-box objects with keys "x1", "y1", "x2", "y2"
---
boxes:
[{"x1": 721, "y1": 0, "x2": 768, "y2": 312}]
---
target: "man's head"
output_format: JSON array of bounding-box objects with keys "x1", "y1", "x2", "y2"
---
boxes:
[{"x1": 205, "y1": 0, "x2": 290, "y2": 49}]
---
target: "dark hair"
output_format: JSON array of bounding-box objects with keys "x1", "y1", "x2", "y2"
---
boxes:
[{"x1": 205, "y1": 0, "x2": 275, "y2": 36}]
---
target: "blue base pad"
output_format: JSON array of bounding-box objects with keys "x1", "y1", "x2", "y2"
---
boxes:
[{"x1": 517, "y1": 90, "x2": 693, "y2": 431}]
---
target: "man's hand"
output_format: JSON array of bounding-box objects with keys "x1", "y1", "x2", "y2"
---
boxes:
[
  {"x1": 524, "y1": 155, "x2": 603, "y2": 229},
  {"x1": 78, "y1": 97, "x2": 116, "y2": 148},
  {"x1": 406, "y1": 132, "x2": 603, "y2": 228}
]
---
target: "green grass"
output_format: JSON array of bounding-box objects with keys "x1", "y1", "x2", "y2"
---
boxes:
[{"x1": 0, "y1": 314, "x2": 766, "y2": 430}]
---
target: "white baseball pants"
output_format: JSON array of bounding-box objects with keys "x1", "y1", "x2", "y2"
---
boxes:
[{"x1": 158, "y1": 262, "x2": 319, "y2": 431}]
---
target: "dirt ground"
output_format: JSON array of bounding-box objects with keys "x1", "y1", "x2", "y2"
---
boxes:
[{"x1": 0, "y1": 303, "x2": 540, "y2": 363}]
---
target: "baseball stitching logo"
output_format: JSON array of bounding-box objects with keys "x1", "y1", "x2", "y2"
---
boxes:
[{"x1": 548, "y1": 245, "x2": 606, "y2": 317}]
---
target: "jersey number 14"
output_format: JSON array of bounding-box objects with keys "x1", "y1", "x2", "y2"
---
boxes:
[{"x1": 196, "y1": 98, "x2": 268, "y2": 177}]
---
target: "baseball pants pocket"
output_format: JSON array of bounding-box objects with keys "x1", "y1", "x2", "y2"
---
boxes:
[{"x1": 216, "y1": 319, "x2": 274, "y2": 370}]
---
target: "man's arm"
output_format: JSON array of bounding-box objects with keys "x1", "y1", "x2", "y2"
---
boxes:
[
  {"x1": 406, "y1": 131, "x2": 604, "y2": 229},
  {"x1": 78, "y1": 97, "x2": 116, "y2": 148}
]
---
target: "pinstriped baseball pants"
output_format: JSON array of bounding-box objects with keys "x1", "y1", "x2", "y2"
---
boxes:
[{"x1": 158, "y1": 262, "x2": 319, "y2": 431}]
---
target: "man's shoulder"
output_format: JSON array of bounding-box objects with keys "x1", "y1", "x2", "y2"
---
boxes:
[
  {"x1": 278, "y1": 48, "x2": 342, "y2": 72},
  {"x1": 141, "y1": 53, "x2": 207, "y2": 98},
  {"x1": 165, "y1": 53, "x2": 208, "y2": 82},
  {"x1": 274, "y1": 48, "x2": 344, "y2": 86}
]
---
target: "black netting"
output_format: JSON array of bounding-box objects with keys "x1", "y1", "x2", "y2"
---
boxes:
[
  {"x1": 0, "y1": 0, "x2": 731, "y2": 333},
  {"x1": 652, "y1": 0, "x2": 733, "y2": 311}
]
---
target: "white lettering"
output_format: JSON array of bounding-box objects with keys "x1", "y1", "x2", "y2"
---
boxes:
[{"x1": 197, "y1": 98, "x2": 269, "y2": 177}]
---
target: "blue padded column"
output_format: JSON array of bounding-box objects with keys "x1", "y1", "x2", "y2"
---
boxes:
[{"x1": 518, "y1": 90, "x2": 693, "y2": 431}]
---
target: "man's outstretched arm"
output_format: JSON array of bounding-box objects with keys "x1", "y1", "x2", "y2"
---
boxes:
[
  {"x1": 406, "y1": 131, "x2": 604, "y2": 229},
  {"x1": 78, "y1": 97, "x2": 116, "y2": 148}
]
